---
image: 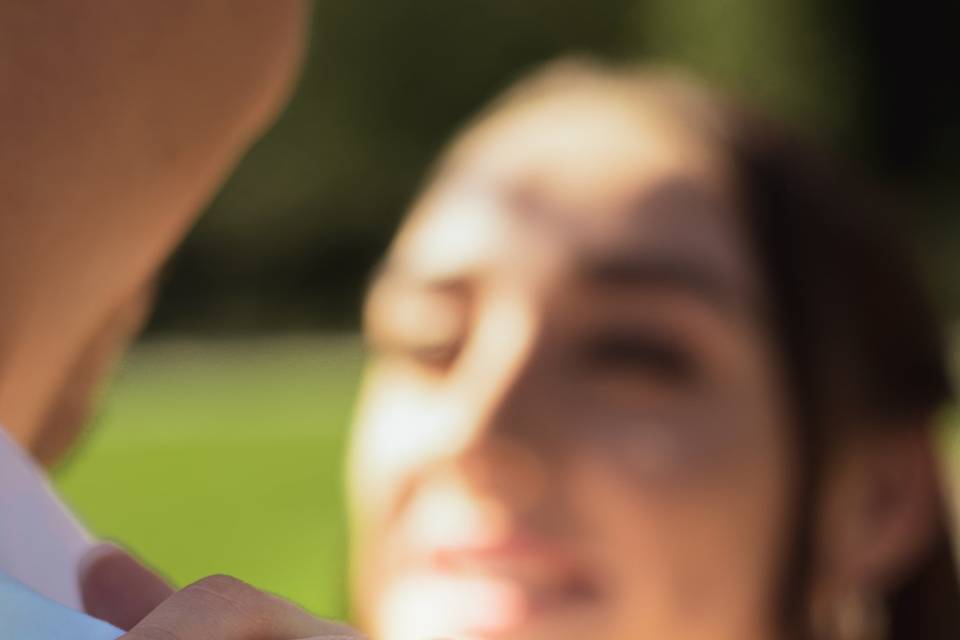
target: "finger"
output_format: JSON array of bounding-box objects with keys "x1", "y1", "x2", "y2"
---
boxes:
[
  {"x1": 120, "y1": 574, "x2": 363, "y2": 640},
  {"x1": 79, "y1": 543, "x2": 175, "y2": 631}
]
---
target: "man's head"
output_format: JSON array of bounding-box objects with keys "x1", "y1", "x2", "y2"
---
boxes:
[{"x1": 0, "y1": 1, "x2": 309, "y2": 464}]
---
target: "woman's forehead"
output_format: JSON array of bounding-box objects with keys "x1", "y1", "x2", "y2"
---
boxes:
[
  {"x1": 446, "y1": 90, "x2": 730, "y2": 202},
  {"x1": 389, "y1": 91, "x2": 752, "y2": 295}
]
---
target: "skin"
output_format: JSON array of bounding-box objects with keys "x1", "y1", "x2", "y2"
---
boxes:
[
  {"x1": 118, "y1": 575, "x2": 360, "y2": 640},
  {"x1": 350, "y1": 86, "x2": 941, "y2": 640},
  {"x1": 0, "y1": 0, "x2": 308, "y2": 455},
  {"x1": 31, "y1": 283, "x2": 158, "y2": 467},
  {"x1": 0, "y1": 8, "x2": 935, "y2": 636},
  {"x1": 0, "y1": 2, "x2": 362, "y2": 637}
]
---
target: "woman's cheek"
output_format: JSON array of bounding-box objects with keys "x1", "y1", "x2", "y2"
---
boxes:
[
  {"x1": 566, "y1": 442, "x2": 790, "y2": 640},
  {"x1": 350, "y1": 365, "x2": 465, "y2": 519}
]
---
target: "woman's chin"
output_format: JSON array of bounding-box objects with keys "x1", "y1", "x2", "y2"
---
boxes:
[{"x1": 374, "y1": 571, "x2": 606, "y2": 640}]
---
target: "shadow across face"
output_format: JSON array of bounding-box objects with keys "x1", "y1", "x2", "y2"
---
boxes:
[{"x1": 350, "y1": 79, "x2": 800, "y2": 640}]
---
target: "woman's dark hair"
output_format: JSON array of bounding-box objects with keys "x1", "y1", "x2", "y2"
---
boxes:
[
  {"x1": 454, "y1": 58, "x2": 960, "y2": 639},
  {"x1": 730, "y1": 105, "x2": 960, "y2": 640}
]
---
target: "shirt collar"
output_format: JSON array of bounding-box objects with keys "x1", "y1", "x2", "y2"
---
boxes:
[{"x1": 0, "y1": 424, "x2": 93, "y2": 611}]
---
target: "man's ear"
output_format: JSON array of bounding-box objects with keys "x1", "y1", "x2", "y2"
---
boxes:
[{"x1": 814, "y1": 426, "x2": 942, "y2": 597}]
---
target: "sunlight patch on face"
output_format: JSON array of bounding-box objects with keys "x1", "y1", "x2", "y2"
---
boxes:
[
  {"x1": 397, "y1": 187, "x2": 510, "y2": 281},
  {"x1": 400, "y1": 475, "x2": 512, "y2": 551},
  {"x1": 350, "y1": 377, "x2": 465, "y2": 499},
  {"x1": 378, "y1": 571, "x2": 527, "y2": 640}
]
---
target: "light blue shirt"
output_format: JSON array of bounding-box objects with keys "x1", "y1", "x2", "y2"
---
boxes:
[
  {"x1": 0, "y1": 571, "x2": 122, "y2": 639},
  {"x1": 0, "y1": 423, "x2": 123, "y2": 638}
]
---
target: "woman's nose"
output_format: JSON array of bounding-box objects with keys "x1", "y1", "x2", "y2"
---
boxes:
[
  {"x1": 446, "y1": 287, "x2": 538, "y2": 446},
  {"x1": 455, "y1": 432, "x2": 549, "y2": 511},
  {"x1": 442, "y1": 293, "x2": 551, "y2": 507}
]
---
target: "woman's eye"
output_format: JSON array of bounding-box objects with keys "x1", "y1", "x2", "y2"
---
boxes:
[
  {"x1": 400, "y1": 339, "x2": 461, "y2": 371},
  {"x1": 364, "y1": 282, "x2": 469, "y2": 374},
  {"x1": 365, "y1": 326, "x2": 463, "y2": 373},
  {"x1": 583, "y1": 332, "x2": 697, "y2": 384}
]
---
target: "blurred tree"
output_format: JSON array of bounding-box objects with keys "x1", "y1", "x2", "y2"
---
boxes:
[{"x1": 627, "y1": 0, "x2": 960, "y2": 312}]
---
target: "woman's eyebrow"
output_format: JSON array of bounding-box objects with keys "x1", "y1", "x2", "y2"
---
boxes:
[{"x1": 577, "y1": 251, "x2": 743, "y2": 313}]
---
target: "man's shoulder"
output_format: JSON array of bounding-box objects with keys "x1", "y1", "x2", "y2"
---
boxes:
[{"x1": 0, "y1": 572, "x2": 122, "y2": 640}]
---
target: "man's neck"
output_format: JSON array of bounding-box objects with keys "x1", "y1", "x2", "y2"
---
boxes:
[
  {"x1": 0, "y1": 360, "x2": 49, "y2": 457},
  {"x1": 0, "y1": 324, "x2": 87, "y2": 460}
]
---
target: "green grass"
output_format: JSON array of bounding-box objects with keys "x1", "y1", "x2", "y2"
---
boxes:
[
  {"x1": 51, "y1": 334, "x2": 960, "y2": 626},
  {"x1": 53, "y1": 335, "x2": 363, "y2": 620}
]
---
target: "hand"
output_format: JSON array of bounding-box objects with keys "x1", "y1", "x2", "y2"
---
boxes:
[
  {"x1": 80, "y1": 544, "x2": 362, "y2": 639},
  {"x1": 120, "y1": 575, "x2": 362, "y2": 640},
  {"x1": 80, "y1": 543, "x2": 175, "y2": 631}
]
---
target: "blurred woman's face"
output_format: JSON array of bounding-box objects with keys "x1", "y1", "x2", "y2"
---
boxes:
[{"x1": 350, "y1": 91, "x2": 796, "y2": 640}]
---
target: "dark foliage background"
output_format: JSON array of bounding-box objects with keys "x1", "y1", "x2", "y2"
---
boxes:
[{"x1": 149, "y1": 0, "x2": 960, "y2": 334}]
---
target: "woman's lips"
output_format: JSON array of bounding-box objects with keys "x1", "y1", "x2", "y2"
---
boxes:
[
  {"x1": 383, "y1": 486, "x2": 601, "y2": 637},
  {"x1": 427, "y1": 537, "x2": 584, "y2": 590},
  {"x1": 386, "y1": 537, "x2": 601, "y2": 637}
]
